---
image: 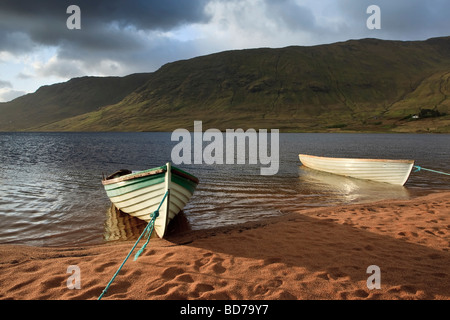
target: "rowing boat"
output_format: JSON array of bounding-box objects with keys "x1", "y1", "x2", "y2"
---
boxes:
[
  {"x1": 102, "y1": 162, "x2": 199, "y2": 238},
  {"x1": 298, "y1": 154, "x2": 414, "y2": 186}
]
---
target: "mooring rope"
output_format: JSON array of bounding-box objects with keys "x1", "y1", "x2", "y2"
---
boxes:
[
  {"x1": 413, "y1": 165, "x2": 450, "y2": 176},
  {"x1": 98, "y1": 190, "x2": 169, "y2": 300},
  {"x1": 134, "y1": 212, "x2": 158, "y2": 261}
]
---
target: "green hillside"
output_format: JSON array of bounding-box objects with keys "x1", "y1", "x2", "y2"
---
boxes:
[
  {"x1": 2, "y1": 37, "x2": 449, "y2": 133},
  {"x1": 0, "y1": 73, "x2": 152, "y2": 131}
]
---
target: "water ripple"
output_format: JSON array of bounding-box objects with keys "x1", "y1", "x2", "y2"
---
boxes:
[{"x1": 0, "y1": 132, "x2": 448, "y2": 246}]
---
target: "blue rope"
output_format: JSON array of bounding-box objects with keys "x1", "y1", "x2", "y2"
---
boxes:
[
  {"x1": 98, "y1": 190, "x2": 169, "y2": 300},
  {"x1": 414, "y1": 165, "x2": 450, "y2": 176},
  {"x1": 134, "y1": 210, "x2": 158, "y2": 261}
]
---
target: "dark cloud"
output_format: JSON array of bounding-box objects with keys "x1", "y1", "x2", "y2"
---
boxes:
[
  {"x1": 0, "y1": 0, "x2": 213, "y2": 78},
  {"x1": 0, "y1": 30, "x2": 36, "y2": 53},
  {"x1": 0, "y1": 0, "x2": 211, "y2": 30},
  {"x1": 0, "y1": 0, "x2": 211, "y2": 52}
]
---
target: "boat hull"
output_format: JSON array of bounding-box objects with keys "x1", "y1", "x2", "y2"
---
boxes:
[
  {"x1": 299, "y1": 154, "x2": 414, "y2": 186},
  {"x1": 102, "y1": 163, "x2": 198, "y2": 238}
]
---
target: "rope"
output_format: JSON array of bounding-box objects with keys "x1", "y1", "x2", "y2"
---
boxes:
[
  {"x1": 134, "y1": 210, "x2": 158, "y2": 261},
  {"x1": 98, "y1": 190, "x2": 169, "y2": 300},
  {"x1": 413, "y1": 165, "x2": 450, "y2": 176}
]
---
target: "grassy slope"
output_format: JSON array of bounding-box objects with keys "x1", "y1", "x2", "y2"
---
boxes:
[
  {"x1": 0, "y1": 73, "x2": 152, "y2": 131},
  {"x1": 4, "y1": 37, "x2": 450, "y2": 133}
]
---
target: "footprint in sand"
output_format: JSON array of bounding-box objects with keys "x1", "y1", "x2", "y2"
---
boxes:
[
  {"x1": 194, "y1": 252, "x2": 227, "y2": 275},
  {"x1": 161, "y1": 266, "x2": 185, "y2": 280},
  {"x1": 175, "y1": 274, "x2": 194, "y2": 283},
  {"x1": 194, "y1": 283, "x2": 215, "y2": 293},
  {"x1": 397, "y1": 231, "x2": 418, "y2": 238},
  {"x1": 352, "y1": 289, "x2": 370, "y2": 298},
  {"x1": 266, "y1": 278, "x2": 283, "y2": 288},
  {"x1": 40, "y1": 276, "x2": 66, "y2": 291},
  {"x1": 94, "y1": 261, "x2": 117, "y2": 273},
  {"x1": 388, "y1": 285, "x2": 418, "y2": 296},
  {"x1": 253, "y1": 284, "x2": 269, "y2": 295}
]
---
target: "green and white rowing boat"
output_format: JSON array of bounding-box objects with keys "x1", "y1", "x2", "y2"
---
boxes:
[{"x1": 102, "y1": 162, "x2": 199, "y2": 238}]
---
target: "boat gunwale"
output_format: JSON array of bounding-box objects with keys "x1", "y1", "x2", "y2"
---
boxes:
[
  {"x1": 299, "y1": 154, "x2": 415, "y2": 164},
  {"x1": 102, "y1": 165, "x2": 200, "y2": 186},
  {"x1": 172, "y1": 167, "x2": 200, "y2": 184},
  {"x1": 102, "y1": 168, "x2": 166, "y2": 185}
]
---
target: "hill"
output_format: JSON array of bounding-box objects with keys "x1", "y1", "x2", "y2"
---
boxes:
[
  {"x1": 0, "y1": 73, "x2": 152, "y2": 131},
  {"x1": 1, "y1": 37, "x2": 449, "y2": 133}
]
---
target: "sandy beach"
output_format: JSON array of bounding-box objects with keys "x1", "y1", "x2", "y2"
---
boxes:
[{"x1": 0, "y1": 191, "x2": 448, "y2": 300}]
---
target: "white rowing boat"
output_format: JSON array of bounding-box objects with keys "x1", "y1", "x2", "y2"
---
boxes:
[
  {"x1": 298, "y1": 154, "x2": 414, "y2": 186},
  {"x1": 102, "y1": 162, "x2": 199, "y2": 238}
]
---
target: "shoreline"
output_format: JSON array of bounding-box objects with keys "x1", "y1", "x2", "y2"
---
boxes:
[{"x1": 0, "y1": 191, "x2": 449, "y2": 300}]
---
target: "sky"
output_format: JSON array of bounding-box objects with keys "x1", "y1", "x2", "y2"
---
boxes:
[{"x1": 0, "y1": 0, "x2": 449, "y2": 102}]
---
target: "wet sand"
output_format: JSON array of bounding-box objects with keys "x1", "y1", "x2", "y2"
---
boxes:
[{"x1": 0, "y1": 191, "x2": 448, "y2": 300}]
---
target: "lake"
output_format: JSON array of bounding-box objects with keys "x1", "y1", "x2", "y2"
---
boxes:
[{"x1": 0, "y1": 132, "x2": 448, "y2": 246}]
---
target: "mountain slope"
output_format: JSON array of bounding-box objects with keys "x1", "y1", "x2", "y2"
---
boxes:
[
  {"x1": 0, "y1": 73, "x2": 152, "y2": 131},
  {"x1": 2, "y1": 37, "x2": 450, "y2": 133}
]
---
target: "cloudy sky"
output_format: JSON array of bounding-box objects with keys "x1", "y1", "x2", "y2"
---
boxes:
[{"x1": 0, "y1": 0, "x2": 449, "y2": 102}]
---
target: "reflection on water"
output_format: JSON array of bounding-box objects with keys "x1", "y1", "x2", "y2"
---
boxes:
[
  {"x1": 104, "y1": 205, "x2": 192, "y2": 242},
  {"x1": 103, "y1": 205, "x2": 148, "y2": 242},
  {"x1": 298, "y1": 166, "x2": 411, "y2": 204}
]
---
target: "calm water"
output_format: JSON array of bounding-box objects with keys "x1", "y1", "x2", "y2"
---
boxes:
[{"x1": 0, "y1": 132, "x2": 448, "y2": 247}]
